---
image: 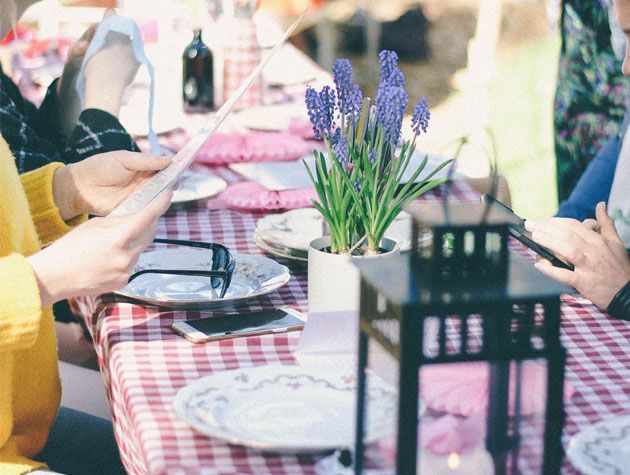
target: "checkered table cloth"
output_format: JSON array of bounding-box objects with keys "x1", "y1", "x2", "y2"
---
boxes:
[
  {"x1": 14, "y1": 35, "x2": 627, "y2": 474},
  {"x1": 74, "y1": 131, "x2": 629, "y2": 474}
]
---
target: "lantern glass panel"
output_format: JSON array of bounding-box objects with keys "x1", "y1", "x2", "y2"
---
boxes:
[{"x1": 359, "y1": 336, "x2": 552, "y2": 473}]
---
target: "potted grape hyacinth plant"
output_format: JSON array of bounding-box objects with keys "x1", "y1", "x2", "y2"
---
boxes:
[{"x1": 304, "y1": 50, "x2": 452, "y2": 315}]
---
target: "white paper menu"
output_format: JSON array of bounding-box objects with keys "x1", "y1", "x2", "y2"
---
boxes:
[{"x1": 109, "y1": 10, "x2": 308, "y2": 217}]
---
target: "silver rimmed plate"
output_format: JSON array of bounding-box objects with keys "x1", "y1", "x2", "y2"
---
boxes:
[
  {"x1": 173, "y1": 365, "x2": 396, "y2": 452},
  {"x1": 172, "y1": 168, "x2": 227, "y2": 205},
  {"x1": 567, "y1": 415, "x2": 630, "y2": 475},
  {"x1": 255, "y1": 208, "x2": 412, "y2": 260},
  {"x1": 116, "y1": 248, "x2": 290, "y2": 308}
]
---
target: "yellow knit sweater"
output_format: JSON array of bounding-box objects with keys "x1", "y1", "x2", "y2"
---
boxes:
[{"x1": 0, "y1": 136, "x2": 85, "y2": 474}]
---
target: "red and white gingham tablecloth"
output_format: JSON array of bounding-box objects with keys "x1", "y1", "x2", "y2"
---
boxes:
[
  {"x1": 16, "y1": 31, "x2": 625, "y2": 475},
  {"x1": 74, "y1": 132, "x2": 629, "y2": 474}
]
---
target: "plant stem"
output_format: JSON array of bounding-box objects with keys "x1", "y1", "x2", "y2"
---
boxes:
[{"x1": 348, "y1": 234, "x2": 367, "y2": 255}]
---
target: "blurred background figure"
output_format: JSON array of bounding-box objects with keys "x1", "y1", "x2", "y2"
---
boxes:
[
  {"x1": 553, "y1": 0, "x2": 628, "y2": 204},
  {"x1": 5, "y1": 0, "x2": 628, "y2": 218}
]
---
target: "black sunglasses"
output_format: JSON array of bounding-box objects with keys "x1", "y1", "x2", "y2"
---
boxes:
[{"x1": 128, "y1": 238, "x2": 237, "y2": 298}]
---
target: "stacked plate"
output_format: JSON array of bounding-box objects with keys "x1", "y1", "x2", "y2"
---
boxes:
[{"x1": 254, "y1": 208, "x2": 413, "y2": 262}]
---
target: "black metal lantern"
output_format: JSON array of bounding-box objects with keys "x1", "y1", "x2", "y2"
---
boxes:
[{"x1": 353, "y1": 201, "x2": 569, "y2": 474}]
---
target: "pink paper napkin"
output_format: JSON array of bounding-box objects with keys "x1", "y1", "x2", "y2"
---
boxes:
[
  {"x1": 194, "y1": 131, "x2": 312, "y2": 166},
  {"x1": 420, "y1": 361, "x2": 574, "y2": 417},
  {"x1": 214, "y1": 181, "x2": 317, "y2": 211}
]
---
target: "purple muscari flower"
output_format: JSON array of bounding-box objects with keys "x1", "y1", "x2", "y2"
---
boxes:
[
  {"x1": 346, "y1": 83, "x2": 363, "y2": 123},
  {"x1": 376, "y1": 85, "x2": 408, "y2": 148},
  {"x1": 376, "y1": 51, "x2": 405, "y2": 136},
  {"x1": 332, "y1": 130, "x2": 350, "y2": 168},
  {"x1": 379, "y1": 50, "x2": 405, "y2": 88},
  {"x1": 411, "y1": 96, "x2": 430, "y2": 135},
  {"x1": 333, "y1": 59, "x2": 363, "y2": 124},
  {"x1": 333, "y1": 59, "x2": 352, "y2": 108},
  {"x1": 367, "y1": 149, "x2": 378, "y2": 164},
  {"x1": 305, "y1": 85, "x2": 336, "y2": 139}
]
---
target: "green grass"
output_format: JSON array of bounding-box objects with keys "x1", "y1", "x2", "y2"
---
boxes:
[{"x1": 487, "y1": 34, "x2": 561, "y2": 218}]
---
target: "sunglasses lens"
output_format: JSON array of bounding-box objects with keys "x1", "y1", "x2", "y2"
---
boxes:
[
  {"x1": 219, "y1": 260, "x2": 236, "y2": 297},
  {"x1": 212, "y1": 247, "x2": 228, "y2": 271}
]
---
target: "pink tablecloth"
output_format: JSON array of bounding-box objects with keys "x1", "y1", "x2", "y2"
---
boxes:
[{"x1": 70, "y1": 132, "x2": 630, "y2": 475}]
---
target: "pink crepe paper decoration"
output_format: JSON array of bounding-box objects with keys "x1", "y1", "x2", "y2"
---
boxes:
[
  {"x1": 215, "y1": 181, "x2": 317, "y2": 211},
  {"x1": 420, "y1": 361, "x2": 574, "y2": 417},
  {"x1": 194, "y1": 131, "x2": 312, "y2": 166},
  {"x1": 287, "y1": 117, "x2": 316, "y2": 140},
  {"x1": 378, "y1": 411, "x2": 487, "y2": 463}
]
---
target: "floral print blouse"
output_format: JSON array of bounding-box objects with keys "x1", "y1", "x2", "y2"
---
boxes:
[{"x1": 554, "y1": 0, "x2": 628, "y2": 203}]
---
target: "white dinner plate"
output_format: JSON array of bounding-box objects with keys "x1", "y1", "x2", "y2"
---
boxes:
[
  {"x1": 254, "y1": 208, "x2": 412, "y2": 260},
  {"x1": 230, "y1": 102, "x2": 309, "y2": 132},
  {"x1": 115, "y1": 248, "x2": 290, "y2": 308},
  {"x1": 567, "y1": 415, "x2": 630, "y2": 475},
  {"x1": 172, "y1": 168, "x2": 228, "y2": 205},
  {"x1": 173, "y1": 365, "x2": 396, "y2": 452}
]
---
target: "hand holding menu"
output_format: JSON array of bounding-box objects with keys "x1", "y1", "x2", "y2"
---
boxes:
[{"x1": 109, "y1": 10, "x2": 308, "y2": 217}]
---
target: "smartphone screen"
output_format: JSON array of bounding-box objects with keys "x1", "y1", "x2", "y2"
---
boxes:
[
  {"x1": 481, "y1": 194, "x2": 574, "y2": 271},
  {"x1": 172, "y1": 308, "x2": 304, "y2": 343}
]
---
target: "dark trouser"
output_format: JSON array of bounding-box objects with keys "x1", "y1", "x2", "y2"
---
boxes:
[
  {"x1": 35, "y1": 407, "x2": 126, "y2": 475},
  {"x1": 53, "y1": 300, "x2": 76, "y2": 323}
]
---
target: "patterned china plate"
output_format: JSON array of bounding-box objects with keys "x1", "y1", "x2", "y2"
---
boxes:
[
  {"x1": 255, "y1": 208, "x2": 412, "y2": 260},
  {"x1": 115, "y1": 248, "x2": 290, "y2": 308},
  {"x1": 173, "y1": 365, "x2": 397, "y2": 452},
  {"x1": 253, "y1": 232, "x2": 308, "y2": 262},
  {"x1": 567, "y1": 415, "x2": 630, "y2": 475},
  {"x1": 172, "y1": 168, "x2": 228, "y2": 205}
]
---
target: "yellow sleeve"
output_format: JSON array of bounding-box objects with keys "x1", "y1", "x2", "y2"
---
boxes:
[
  {"x1": 0, "y1": 254, "x2": 42, "y2": 353},
  {"x1": 19, "y1": 163, "x2": 86, "y2": 246},
  {"x1": 0, "y1": 461, "x2": 47, "y2": 475},
  {"x1": 0, "y1": 451, "x2": 47, "y2": 475}
]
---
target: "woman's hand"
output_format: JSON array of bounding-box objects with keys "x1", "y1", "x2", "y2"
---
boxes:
[
  {"x1": 53, "y1": 150, "x2": 171, "y2": 220},
  {"x1": 28, "y1": 191, "x2": 173, "y2": 308},
  {"x1": 525, "y1": 202, "x2": 630, "y2": 309}
]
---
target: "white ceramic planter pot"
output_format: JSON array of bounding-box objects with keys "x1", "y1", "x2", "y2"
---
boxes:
[
  {"x1": 307, "y1": 236, "x2": 400, "y2": 313},
  {"x1": 296, "y1": 236, "x2": 400, "y2": 366}
]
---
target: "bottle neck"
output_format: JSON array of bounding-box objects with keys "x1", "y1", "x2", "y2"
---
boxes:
[{"x1": 193, "y1": 29, "x2": 203, "y2": 43}]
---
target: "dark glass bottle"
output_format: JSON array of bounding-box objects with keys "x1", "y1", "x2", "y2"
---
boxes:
[{"x1": 183, "y1": 29, "x2": 214, "y2": 112}]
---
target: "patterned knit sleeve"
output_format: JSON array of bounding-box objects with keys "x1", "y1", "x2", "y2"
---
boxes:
[
  {"x1": 61, "y1": 108, "x2": 140, "y2": 164},
  {"x1": 36, "y1": 79, "x2": 140, "y2": 164},
  {"x1": 0, "y1": 87, "x2": 62, "y2": 173},
  {"x1": 1, "y1": 68, "x2": 140, "y2": 173}
]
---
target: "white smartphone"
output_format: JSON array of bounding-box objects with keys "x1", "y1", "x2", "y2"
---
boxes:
[{"x1": 171, "y1": 307, "x2": 305, "y2": 344}]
